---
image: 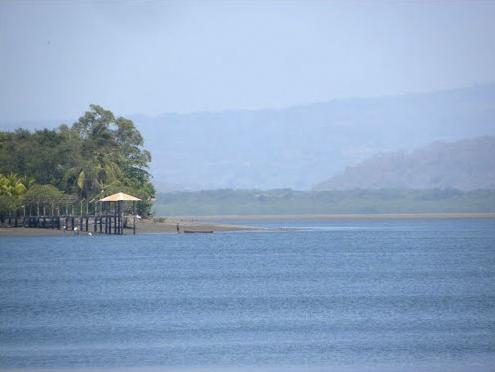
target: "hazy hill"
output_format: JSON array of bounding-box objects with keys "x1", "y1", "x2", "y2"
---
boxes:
[
  {"x1": 314, "y1": 136, "x2": 495, "y2": 191},
  {"x1": 135, "y1": 84, "x2": 495, "y2": 190},
  {"x1": 2, "y1": 84, "x2": 495, "y2": 190}
]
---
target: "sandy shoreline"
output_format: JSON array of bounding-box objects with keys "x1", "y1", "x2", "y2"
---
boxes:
[
  {"x1": 136, "y1": 218, "x2": 257, "y2": 234},
  {"x1": 0, "y1": 218, "x2": 258, "y2": 237},
  {"x1": 1, "y1": 212, "x2": 494, "y2": 237}
]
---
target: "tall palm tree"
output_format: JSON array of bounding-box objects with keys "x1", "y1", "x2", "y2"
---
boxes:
[{"x1": 64, "y1": 154, "x2": 123, "y2": 199}]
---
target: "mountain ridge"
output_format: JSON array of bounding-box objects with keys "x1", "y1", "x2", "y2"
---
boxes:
[
  {"x1": 314, "y1": 136, "x2": 495, "y2": 191},
  {"x1": 138, "y1": 83, "x2": 495, "y2": 190}
]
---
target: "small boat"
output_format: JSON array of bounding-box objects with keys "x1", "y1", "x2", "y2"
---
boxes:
[{"x1": 183, "y1": 230, "x2": 214, "y2": 234}]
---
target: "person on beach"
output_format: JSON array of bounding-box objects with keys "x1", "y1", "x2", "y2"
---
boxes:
[{"x1": 176, "y1": 223, "x2": 180, "y2": 233}]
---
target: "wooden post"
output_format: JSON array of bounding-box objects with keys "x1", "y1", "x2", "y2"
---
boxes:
[
  {"x1": 119, "y1": 200, "x2": 123, "y2": 235},
  {"x1": 113, "y1": 202, "x2": 117, "y2": 234},
  {"x1": 121, "y1": 201, "x2": 124, "y2": 235},
  {"x1": 117, "y1": 201, "x2": 120, "y2": 235},
  {"x1": 104, "y1": 202, "x2": 106, "y2": 234},
  {"x1": 133, "y1": 201, "x2": 136, "y2": 235}
]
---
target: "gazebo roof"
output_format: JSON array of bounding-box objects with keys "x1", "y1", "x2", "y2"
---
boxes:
[{"x1": 99, "y1": 192, "x2": 141, "y2": 202}]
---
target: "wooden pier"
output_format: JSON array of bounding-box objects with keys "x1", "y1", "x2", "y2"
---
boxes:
[
  {"x1": 0, "y1": 192, "x2": 141, "y2": 235},
  {"x1": 2, "y1": 213, "x2": 137, "y2": 235}
]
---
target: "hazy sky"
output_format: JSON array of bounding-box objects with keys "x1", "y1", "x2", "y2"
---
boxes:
[{"x1": 1, "y1": 0, "x2": 495, "y2": 122}]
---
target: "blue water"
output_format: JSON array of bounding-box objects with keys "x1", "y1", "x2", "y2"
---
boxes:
[{"x1": 1, "y1": 219, "x2": 495, "y2": 371}]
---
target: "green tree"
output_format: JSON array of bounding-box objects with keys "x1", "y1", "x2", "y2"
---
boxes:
[
  {"x1": 0, "y1": 172, "x2": 34, "y2": 217},
  {"x1": 0, "y1": 105, "x2": 155, "y2": 215},
  {"x1": 67, "y1": 105, "x2": 154, "y2": 207}
]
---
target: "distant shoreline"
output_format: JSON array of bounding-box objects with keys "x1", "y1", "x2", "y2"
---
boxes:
[
  {"x1": 182, "y1": 212, "x2": 495, "y2": 221},
  {"x1": 1, "y1": 212, "x2": 494, "y2": 237}
]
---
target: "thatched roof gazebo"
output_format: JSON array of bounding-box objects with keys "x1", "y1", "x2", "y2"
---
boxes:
[
  {"x1": 99, "y1": 192, "x2": 141, "y2": 202},
  {"x1": 98, "y1": 192, "x2": 141, "y2": 234}
]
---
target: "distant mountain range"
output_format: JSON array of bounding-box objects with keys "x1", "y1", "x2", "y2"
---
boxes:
[
  {"x1": 2, "y1": 84, "x2": 495, "y2": 190},
  {"x1": 314, "y1": 136, "x2": 495, "y2": 191},
  {"x1": 138, "y1": 84, "x2": 495, "y2": 190}
]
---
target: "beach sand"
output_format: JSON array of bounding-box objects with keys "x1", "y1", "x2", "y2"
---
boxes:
[
  {"x1": 136, "y1": 217, "x2": 257, "y2": 233},
  {"x1": 0, "y1": 218, "x2": 257, "y2": 237}
]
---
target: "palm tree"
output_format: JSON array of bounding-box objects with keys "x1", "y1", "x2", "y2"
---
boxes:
[
  {"x1": 64, "y1": 154, "x2": 123, "y2": 199},
  {"x1": 0, "y1": 173, "x2": 33, "y2": 198},
  {"x1": 0, "y1": 173, "x2": 34, "y2": 217}
]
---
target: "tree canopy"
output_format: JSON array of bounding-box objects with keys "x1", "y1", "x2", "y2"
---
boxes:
[{"x1": 0, "y1": 105, "x2": 155, "y2": 215}]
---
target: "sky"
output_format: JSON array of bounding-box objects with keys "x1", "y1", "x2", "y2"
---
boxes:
[{"x1": 1, "y1": 0, "x2": 495, "y2": 122}]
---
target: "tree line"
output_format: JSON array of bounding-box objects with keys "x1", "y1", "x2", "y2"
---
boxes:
[
  {"x1": 0, "y1": 105, "x2": 155, "y2": 217},
  {"x1": 154, "y1": 188, "x2": 495, "y2": 216}
]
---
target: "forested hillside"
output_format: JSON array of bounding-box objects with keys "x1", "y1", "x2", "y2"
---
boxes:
[{"x1": 314, "y1": 137, "x2": 495, "y2": 191}]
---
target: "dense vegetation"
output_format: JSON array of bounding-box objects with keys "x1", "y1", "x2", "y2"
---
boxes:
[
  {"x1": 0, "y1": 105, "x2": 154, "y2": 217},
  {"x1": 154, "y1": 189, "x2": 495, "y2": 216}
]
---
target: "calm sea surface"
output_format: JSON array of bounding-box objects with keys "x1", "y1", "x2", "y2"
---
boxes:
[{"x1": 1, "y1": 219, "x2": 495, "y2": 371}]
